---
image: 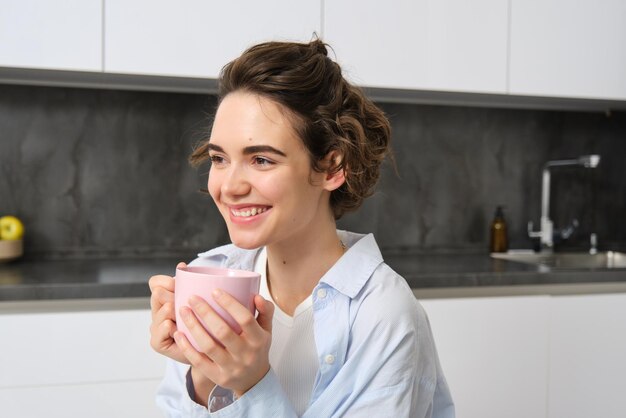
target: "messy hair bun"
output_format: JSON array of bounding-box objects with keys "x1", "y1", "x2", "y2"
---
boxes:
[{"x1": 191, "y1": 39, "x2": 392, "y2": 219}]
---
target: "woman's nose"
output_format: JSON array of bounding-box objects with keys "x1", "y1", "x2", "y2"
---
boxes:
[{"x1": 221, "y1": 165, "x2": 251, "y2": 197}]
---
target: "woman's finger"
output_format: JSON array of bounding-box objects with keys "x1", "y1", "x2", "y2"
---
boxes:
[
  {"x1": 255, "y1": 295, "x2": 275, "y2": 333},
  {"x1": 149, "y1": 262, "x2": 185, "y2": 315},
  {"x1": 153, "y1": 301, "x2": 175, "y2": 326},
  {"x1": 179, "y1": 305, "x2": 233, "y2": 365},
  {"x1": 149, "y1": 274, "x2": 175, "y2": 292},
  {"x1": 151, "y1": 318, "x2": 176, "y2": 348},
  {"x1": 150, "y1": 303, "x2": 177, "y2": 348},
  {"x1": 150, "y1": 286, "x2": 174, "y2": 317},
  {"x1": 186, "y1": 296, "x2": 245, "y2": 352},
  {"x1": 174, "y1": 330, "x2": 219, "y2": 380},
  {"x1": 211, "y1": 289, "x2": 264, "y2": 338},
  {"x1": 149, "y1": 276, "x2": 175, "y2": 315},
  {"x1": 150, "y1": 318, "x2": 190, "y2": 365}
]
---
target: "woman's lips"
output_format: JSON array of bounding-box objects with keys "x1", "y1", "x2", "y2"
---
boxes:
[{"x1": 228, "y1": 205, "x2": 272, "y2": 224}]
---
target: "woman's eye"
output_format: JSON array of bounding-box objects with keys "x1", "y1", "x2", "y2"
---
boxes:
[
  {"x1": 209, "y1": 155, "x2": 225, "y2": 164},
  {"x1": 253, "y1": 156, "x2": 274, "y2": 166}
]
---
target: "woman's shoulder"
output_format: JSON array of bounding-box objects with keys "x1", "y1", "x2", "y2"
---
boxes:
[
  {"x1": 365, "y1": 262, "x2": 416, "y2": 298},
  {"x1": 347, "y1": 262, "x2": 432, "y2": 352},
  {"x1": 355, "y1": 262, "x2": 425, "y2": 322}
]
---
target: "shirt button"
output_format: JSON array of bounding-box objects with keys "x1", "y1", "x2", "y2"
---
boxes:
[
  {"x1": 325, "y1": 354, "x2": 335, "y2": 365},
  {"x1": 317, "y1": 288, "x2": 327, "y2": 299}
]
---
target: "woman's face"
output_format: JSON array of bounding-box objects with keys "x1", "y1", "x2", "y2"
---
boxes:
[{"x1": 207, "y1": 92, "x2": 333, "y2": 249}]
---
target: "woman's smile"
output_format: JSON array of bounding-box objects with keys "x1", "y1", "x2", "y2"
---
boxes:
[
  {"x1": 228, "y1": 205, "x2": 272, "y2": 224},
  {"x1": 230, "y1": 206, "x2": 270, "y2": 218}
]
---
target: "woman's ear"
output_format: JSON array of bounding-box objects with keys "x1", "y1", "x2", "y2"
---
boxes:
[{"x1": 323, "y1": 151, "x2": 346, "y2": 192}]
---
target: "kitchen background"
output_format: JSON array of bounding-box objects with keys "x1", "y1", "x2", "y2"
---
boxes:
[
  {"x1": 2, "y1": 2, "x2": 626, "y2": 417},
  {"x1": 1, "y1": 83, "x2": 624, "y2": 260}
]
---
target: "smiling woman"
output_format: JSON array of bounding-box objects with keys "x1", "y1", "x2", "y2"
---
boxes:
[{"x1": 148, "y1": 39, "x2": 455, "y2": 418}]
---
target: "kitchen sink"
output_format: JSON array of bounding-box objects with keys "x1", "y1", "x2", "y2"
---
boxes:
[{"x1": 490, "y1": 250, "x2": 626, "y2": 270}]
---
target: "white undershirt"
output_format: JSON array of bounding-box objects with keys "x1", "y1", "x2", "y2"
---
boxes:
[{"x1": 253, "y1": 247, "x2": 318, "y2": 416}]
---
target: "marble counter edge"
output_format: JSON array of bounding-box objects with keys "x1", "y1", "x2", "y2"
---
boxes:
[
  {"x1": 3, "y1": 282, "x2": 626, "y2": 314},
  {"x1": 2, "y1": 256, "x2": 626, "y2": 304},
  {"x1": 0, "y1": 297, "x2": 150, "y2": 314},
  {"x1": 413, "y1": 281, "x2": 626, "y2": 299}
]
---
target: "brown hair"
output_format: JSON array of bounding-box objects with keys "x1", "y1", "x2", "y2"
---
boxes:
[{"x1": 190, "y1": 39, "x2": 392, "y2": 219}]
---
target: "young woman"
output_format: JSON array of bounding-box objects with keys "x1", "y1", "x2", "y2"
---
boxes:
[{"x1": 149, "y1": 39, "x2": 455, "y2": 417}]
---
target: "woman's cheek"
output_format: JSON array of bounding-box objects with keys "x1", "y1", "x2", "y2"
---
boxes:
[
  {"x1": 207, "y1": 171, "x2": 221, "y2": 201},
  {"x1": 255, "y1": 173, "x2": 286, "y2": 200}
]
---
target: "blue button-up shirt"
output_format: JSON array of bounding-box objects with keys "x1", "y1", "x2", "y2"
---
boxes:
[{"x1": 156, "y1": 231, "x2": 455, "y2": 417}]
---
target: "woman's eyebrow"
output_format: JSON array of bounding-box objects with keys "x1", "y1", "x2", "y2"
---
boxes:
[
  {"x1": 207, "y1": 143, "x2": 225, "y2": 153},
  {"x1": 207, "y1": 143, "x2": 287, "y2": 157},
  {"x1": 243, "y1": 145, "x2": 287, "y2": 157}
]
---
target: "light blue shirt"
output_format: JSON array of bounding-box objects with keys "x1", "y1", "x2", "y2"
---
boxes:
[{"x1": 156, "y1": 231, "x2": 455, "y2": 417}]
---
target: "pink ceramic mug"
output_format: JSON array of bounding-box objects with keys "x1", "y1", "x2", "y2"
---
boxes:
[{"x1": 174, "y1": 266, "x2": 261, "y2": 351}]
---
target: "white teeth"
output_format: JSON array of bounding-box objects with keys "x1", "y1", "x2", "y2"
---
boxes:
[{"x1": 231, "y1": 207, "x2": 267, "y2": 217}]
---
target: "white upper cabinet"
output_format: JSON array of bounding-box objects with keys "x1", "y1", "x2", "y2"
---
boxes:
[
  {"x1": 104, "y1": 0, "x2": 321, "y2": 78},
  {"x1": 2, "y1": 0, "x2": 624, "y2": 103},
  {"x1": 0, "y1": 0, "x2": 102, "y2": 71},
  {"x1": 510, "y1": 0, "x2": 626, "y2": 100},
  {"x1": 323, "y1": 0, "x2": 509, "y2": 94}
]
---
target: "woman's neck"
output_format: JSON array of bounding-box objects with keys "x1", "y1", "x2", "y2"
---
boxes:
[{"x1": 265, "y1": 226, "x2": 345, "y2": 316}]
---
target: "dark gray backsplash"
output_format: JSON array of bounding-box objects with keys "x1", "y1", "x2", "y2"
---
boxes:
[
  {"x1": 342, "y1": 103, "x2": 626, "y2": 253},
  {"x1": 1, "y1": 84, "x2": 624, "y2": 259}
]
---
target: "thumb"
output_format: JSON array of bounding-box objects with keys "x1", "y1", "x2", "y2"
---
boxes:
[
  {"x1": 176, "y1": 261, "x2": 187, "y2": 269},
  {"x1": 255, "y1": 295, "x2": 274, "y2": 333}
]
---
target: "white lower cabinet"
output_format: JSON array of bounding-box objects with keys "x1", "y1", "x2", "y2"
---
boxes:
[
  {"x1": 420, "y1": 296, "x2": 550, "y2": 418},
  {"x1": 0, "y1": 308, "x2": 167, "y2": 418},
  {"x1": 548, "y1": 293, "x2": 626, "y2": 418},
  {"x1": 0, "y1": 380, "x2": 162, "y2": 418},
  {"x1": 2, "y1": 292, "x2": 625, "y2": 417},
  {"x1": 421, "y1": 292, "x2": 626, "y2": 418}
]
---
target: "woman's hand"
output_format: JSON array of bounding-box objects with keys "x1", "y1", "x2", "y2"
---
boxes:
[
  {"x1": 149, "y1": 262, "x2": 188, "y2": 364},
  {"x1": 174, "y1": 290, "x2": 275, "y2": 397}
]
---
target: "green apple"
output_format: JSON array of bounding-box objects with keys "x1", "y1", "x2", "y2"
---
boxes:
[{"x1": 0, "y1": 216, "x2": 24, "y2": 240}]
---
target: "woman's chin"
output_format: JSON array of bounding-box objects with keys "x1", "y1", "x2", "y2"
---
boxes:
[
  {"x1": 229, "y1": 235, "x2": 264, "y2": 250},
  {"x1": 233, "y1": 242, "x2": 262, "y2": 250}
]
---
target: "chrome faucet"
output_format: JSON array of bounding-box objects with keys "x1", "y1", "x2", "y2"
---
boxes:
[{"x1": 528, "y1": 155, "x2": 600, "y2": 250}]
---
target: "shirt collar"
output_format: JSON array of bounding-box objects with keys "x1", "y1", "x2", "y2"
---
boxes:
[
  {"x1": 321, "y1": 231, "x2": 384, "y2": 298},
  {"x1": 196, "y1": 243, "x2": 259, "y2": 270},
  {"x1": 195, "y1": 230, "x2": 384, "y2": 299}
]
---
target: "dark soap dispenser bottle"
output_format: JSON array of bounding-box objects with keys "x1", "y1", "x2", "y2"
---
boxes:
[{"x1": 490, "y1": 206, "x2": 508, "y2": 253}]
